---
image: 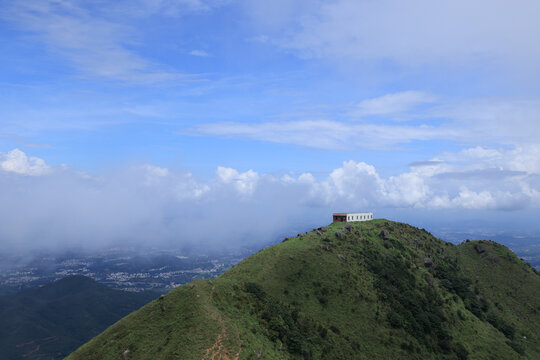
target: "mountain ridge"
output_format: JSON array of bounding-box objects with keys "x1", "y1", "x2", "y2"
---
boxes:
[{"x1": 68, "y1": 219, "x2": 540, "y2": 359}]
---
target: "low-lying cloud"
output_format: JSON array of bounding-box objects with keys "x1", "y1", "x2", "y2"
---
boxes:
[{"x1": 1, "y1": 147, "x2": 539, "y2": 254}]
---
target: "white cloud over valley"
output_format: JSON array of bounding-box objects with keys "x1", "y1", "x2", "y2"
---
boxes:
[{"x1": 1, "y1": 148, "x2": 539, "y2": 253}]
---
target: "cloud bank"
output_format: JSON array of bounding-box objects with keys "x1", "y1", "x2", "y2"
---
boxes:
[{"x1": 1, "y1": 147, "x2": 539, "y2": 253}]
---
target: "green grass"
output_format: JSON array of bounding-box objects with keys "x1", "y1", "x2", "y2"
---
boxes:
[{"x1": 67, "y1": 220, "x2": 540, "y2": 359}]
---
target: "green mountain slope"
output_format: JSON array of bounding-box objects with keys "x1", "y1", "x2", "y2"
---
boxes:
[
  {"x1": 0, "y1": 275, "x2": 156, "y2": 360},
  {"x1": 68, "y1": 220, "x2": 540, "y2": 359}
]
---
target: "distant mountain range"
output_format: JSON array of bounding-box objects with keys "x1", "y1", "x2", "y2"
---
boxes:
[
  {"x1": 0, "y1": 275, "x2": 157, "y2": 360},
  {"x1": 67, "y1": 220, "x2": 539, "y2": 359}
]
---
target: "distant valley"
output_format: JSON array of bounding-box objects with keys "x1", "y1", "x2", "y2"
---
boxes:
[
  {"x1": 2, "y1": 232, "x2": 538, "y2": 297},
  {"x1": 0, "y1": 275, "x2": 156, "y2": 360},
  {"x1": 0, "y1": 247, "x2": 250, "y2": 294}
]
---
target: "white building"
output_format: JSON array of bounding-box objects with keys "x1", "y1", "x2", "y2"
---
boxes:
[{"x1": 333, "y1": 212, "x2": 373, "y2": 223}]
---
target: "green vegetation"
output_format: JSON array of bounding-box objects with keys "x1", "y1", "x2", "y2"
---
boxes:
[
  {"x1": 0, "y1": 275, "x2": 156, "y2": 360},
  {"x1": 68, "y1": 220, "x2": 540, "y2": 359}
]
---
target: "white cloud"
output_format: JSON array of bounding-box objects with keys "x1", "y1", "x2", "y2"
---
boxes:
[
  {"x1": 216, "y1": 166, "x2": 259, "y2": 195},
  {"x1": 432, "y1": 98, "x2": 540, "y2": 145},
  {"x1": 2, "y1": 1, "x2": 197, "y2": 83},
  {"x1": 436, "y1": 145, "x2": 540, "y2": 175},
  {"x1": 130, "y1": 0, "x2": 222, "y2": 16},
  {"x1": 1, "y1": 148, "x2": 539, "y2": 253},
  {"x1": 256, "y1": 0, "x2": 540, "y2": 71},
  {"x1": 172, "y1": 172, "x2": 211, "y2": 199},
  {"x1": 188, "y1": 120, "x2": 453, "y2": 150},
  {"x1": 142, "y1": 164, "x2": 169, "y2": 177},
  {"x1": 428, "y1": 188, "x2": 530, "y2": 211},
  {"x1": 187, "y1": 93, "x2": 540, "y2": 151},
  {"x1": 448, "y1": 188, "x2": 495, "y2": 210},
  {"x1": 140, "y1": 164, "x2": 169, "y2": 185},
  {"x1": 382, "y1": 172, "x2": 430, "y2": 207},
  {"x1": 0, "y1": 149, "x2": 51, "y2": 176},
  {"x1": 189, "y1": 49, "x2": 210, "y2": 57},
  {"x1": 322, "y1": 161, "x2": 381, "y2": 202},
  {"x1": 352, "y1": 91, "x2": 436, "y2": 118}
]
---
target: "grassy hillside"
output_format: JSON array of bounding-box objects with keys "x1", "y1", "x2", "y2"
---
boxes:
[
  {"x1": 68, "y1": 220, "x2": 540, "y2": 359},
  {"x1": 0, "y1": 275, "x2": 156, "y2": 360}
]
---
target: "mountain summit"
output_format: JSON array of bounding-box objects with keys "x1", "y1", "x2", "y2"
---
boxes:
[{"x1": 68, "y1": 220, "x2": 539, "y2": 359}]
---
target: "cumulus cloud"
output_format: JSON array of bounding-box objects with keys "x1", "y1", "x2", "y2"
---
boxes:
[
  {"x1": 216, "y1": 166, "x2": 259, "y2": 195},
  {"x1": 382, "y1": 172, "x2": 430, "y2": 208},
  {"x1": 435, "y1": 145, "x2": 540, "y2": 175},
  {"x1": 1, "y1": 148, "x2": 539, "y2": 253},
  {"x1": 0, "y1": 149, "x2": 51, "y2": 176},
  {"x1": 317, "y1": 161, "x2": 381, "y2": 204}
]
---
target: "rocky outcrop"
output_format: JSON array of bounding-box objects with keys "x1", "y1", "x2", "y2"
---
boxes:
[{"x1": 474, "y1": 244, "x2": 486, "y2": 254}]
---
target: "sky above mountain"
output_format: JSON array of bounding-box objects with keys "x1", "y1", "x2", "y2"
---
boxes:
[{"x1": 1, "y1": 0, "x2": 540, "y2": 252}]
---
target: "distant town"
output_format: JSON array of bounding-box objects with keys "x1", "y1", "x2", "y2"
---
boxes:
[{"x1": 0, "y1": 247, "x2": 252, "y2": 293}]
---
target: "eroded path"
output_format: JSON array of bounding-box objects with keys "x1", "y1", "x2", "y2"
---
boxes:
[{"x1": 202, "y1": 285, "x2": 242, "y2": 360}]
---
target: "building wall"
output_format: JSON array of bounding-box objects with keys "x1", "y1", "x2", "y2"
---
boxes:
[
  {"x1": 345, "y1": 212, "x2": 373, "y2": 222},
  {"x1": 332, "y1": 212, "x2": 373, "y2": 222}
]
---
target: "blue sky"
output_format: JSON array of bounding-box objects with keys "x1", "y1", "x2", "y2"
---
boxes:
[{"x1": 1, "y1": 0, "x2": 540, "y2": 252}]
